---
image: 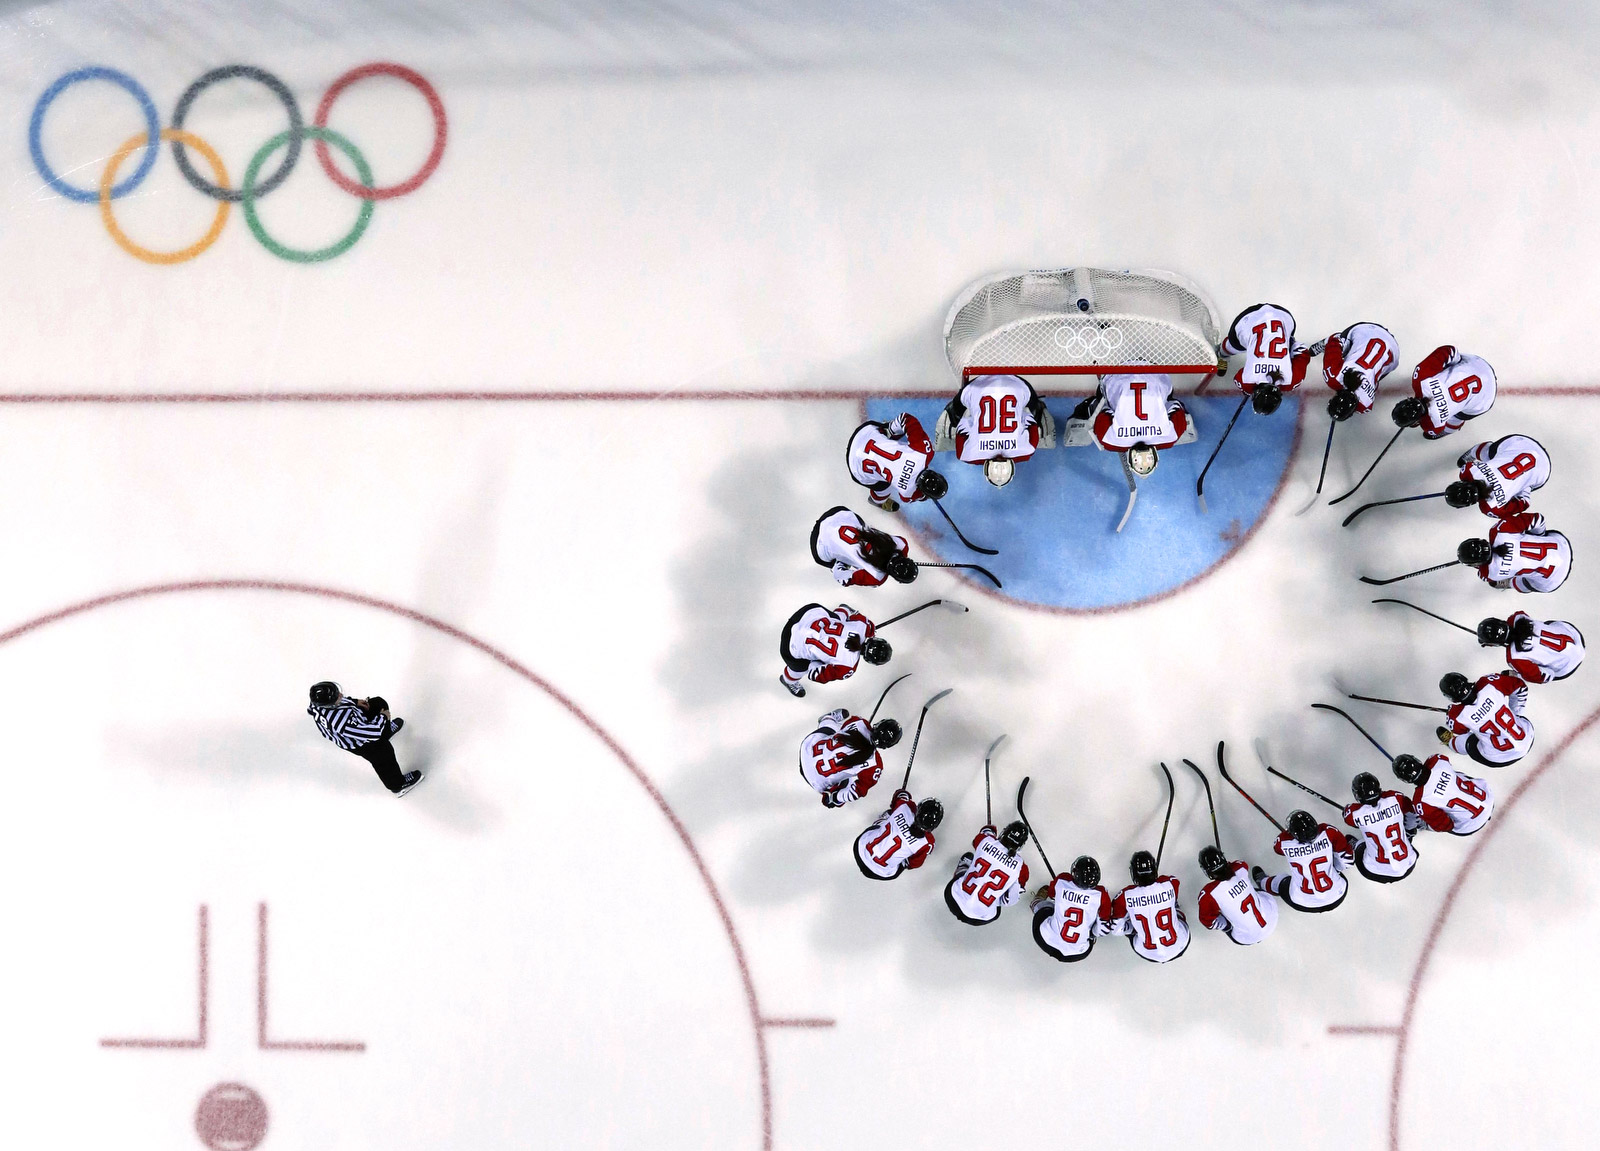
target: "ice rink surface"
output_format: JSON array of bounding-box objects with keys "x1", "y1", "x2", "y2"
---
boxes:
[{"x1": 1, "y1": 2, "x2": 1597, "y2": 1148}]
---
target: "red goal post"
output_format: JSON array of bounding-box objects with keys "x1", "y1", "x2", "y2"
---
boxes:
[{"x1": 943, "y1": 267, "x2": 1224, "y2": 387}]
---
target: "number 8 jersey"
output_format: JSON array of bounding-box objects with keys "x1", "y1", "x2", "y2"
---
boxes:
[{"x1": 1109, "y1": 876, "x2": 1190, "y2": 963}]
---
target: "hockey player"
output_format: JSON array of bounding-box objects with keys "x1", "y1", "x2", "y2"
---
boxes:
[
  {"x1": 1108, "y1": 851, "x2": 1190, "y2": 963},
  {"x1": 798, "y1": 708, "x2": 902, "y2": 808},
  {"x1": 847, "y1": 413, "x2": 947, "y2": 512},
  {"x1": 1454, "y1": 434, "x2": 1551, "y2": 520},
  {"x1": 945, "y1": 820, "x2": 1031, "y2": 925},
  {"x1": 1064, "y1": 367, "x2": 1193, "y2": 476},
  {"x1": 1030, "y1": 855, "x2": 1115, "y2": 963},
  {"x1": 1196, "y1": 846, "x2": 1279, "y2": 946},
  {"x1": 1342, "y1": 772, "x2": 1420, "y2": 884},
  {"x1": 1437, "y1": 670, "x2": 1534, "y2": 767},
  {"x1": 854, "y1": 790, "x2": 943, "y2": 880},
  {"x1": 1458, "y1": 511, "x2": 1571, "y2": 593},
  {"x1": 1478, "y1": 612, "x2": 1586, "y2": 684},
  {"x1": 810, "y1": 506, "x2": 915, "y2": 588},
  {"x1": 1252, "y1": 810, "x2": 1355, "y2": 913},
  {"x1": 1392, "y1": 346, "x2": 1497, "y2": 439},
  {"x1": 1309, "y1": 322, "x2": 1399, "y2": 421},
  {"x1": 1216, "y1": 302, "x2": 1308, "y2": 415},
  {"x1": 778, "y1": 603, "x2": 889, "y2": 698},
  {"x1": 1393, "y1": 753, "x2": 1494, "y2": 836},
  {"x1": 939, "y1": 374, "x2": 1049, "y2": 488}
]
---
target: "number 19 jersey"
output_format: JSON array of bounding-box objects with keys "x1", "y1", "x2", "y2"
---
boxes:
[{"x1": 1110, "y1": 877, "x2": 1189, "y2": 963}]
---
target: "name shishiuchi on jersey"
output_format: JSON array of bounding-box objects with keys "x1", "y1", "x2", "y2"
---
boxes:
[
  {"x1": 1109, "y1": 876, "x2": 1189, "y2": 963},
  {"x1": 1444, "y1": 671, "x2": 1534, "y2": 766},
  {"x1": 1343, "y1": 791, "x2": 1421, "y2": 882},
  {"x1": 1412, "y1": 345, "x2": 1497, "y2": 439},
  {"x1": 944, "y1": 827, "x2": 1029, "y2": 924},
  {"x1": 1459, "y1": 434, "x2": 1550, "y2": 519},
  {"x1": 1411, "y1": 754, "x2": 1494, "y2": 836},
  {"x1": 854, "y1": 790, "x2": 935, "y2": 880},
  {"x1": 1502, "y1": 613, "x2": 1585, "y2": 684},
  {"x1": 1197, "y1": 860, "x2": 1279, "y2": 945}
]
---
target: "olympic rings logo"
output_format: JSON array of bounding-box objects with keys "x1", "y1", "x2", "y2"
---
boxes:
[
  {"x1": 1051, "y1": 322, "x2": 1126, "y2": 356},
  {"x1": 29, "y1": 62, "x2": 446, "y2": 265}
]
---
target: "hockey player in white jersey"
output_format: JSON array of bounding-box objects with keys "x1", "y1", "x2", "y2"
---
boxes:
[
  {"x1": 1309, "y1": 322, "x2": 1399, "y2": 421},
  {"x1": 1252, "y1": 811, "x2": 1355, "y2": 913},
  {"x1": 798, "y1": 708, "x2": 902, "y2": 808},
  {"x1": 1196, "y1": 846, "x2": 1279, "y2": 946},
  {"x1": 938, "y1": 374, "x2": 1049, "y2": 487},
  {"x1": 1437, "y1": 670, "x2": 1534, "y2": 767},
  {"x1": 1478, "y1": 612, "x2": 1586, "y2": 684},
  {"x1": 1217, "y1": 302, "x2": 1307, "y2": 416},
  {"x1": 1393, "y1": 753, "x2": 1494, "y2": 836},
  {"x1": 945, "y1": 820, "x2": 1031, "y2": 925},
  {"x1": 847, "y1": 413, "x2": 947, "y2": 512},
  {"x1": 809, "y1": 506, "x2": 915, "y2": 588},
  {"x1": 1458, "y1": 511, "x2": 1572, "y2": 593},
  {"x1": 1108, "y1": 851, "x2": 1190, "y2": 963},
  {"x1": 778, "y1": 603, "x2": 889, "y2": 697},
  {"x1": 1342, "y1": 772, "x2": 1420, "y2": 884},
  {"x1": 1454, "y1": 434, "x2": 1551, "y2": 520},
  {"x1": 1030, "y1": 855, "x2": 1115, "y2": 963},
  {"x1": 1392, "y1": 345, "x2": 1497, "y2": 439},
  {"x1": 1062, "y1": 367, "x2": 1194, "y2": 475},
  {"x1": 854, "y1": 790, "x2": 943, "y2": 880}
]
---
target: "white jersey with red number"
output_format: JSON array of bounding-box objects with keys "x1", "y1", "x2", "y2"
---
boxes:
[
  {"x1": 1198, "y1": 860, "x2": 1279, "y2": 945},
  {"x1": 1412, "y1": 754, "x2": 1494, "y2": 836},
  {"x1": 847, "y1": 415, "x2": 935, "y2": 503},
  {"x1": 798, "y1": 710, "x2": 882, "y2": 806},
  {"x1": 1222, "y1": 303, "x2": 1303, "y2": 392},
  {"x1": 1458, "y1": 434, "x2": 1550, "y2": 520},
  {"x1": 1503, "y1": 613, "x2": 1586, "y2": 684},
  {"x1": 1412, "y1": 346, "x2": 1497, "y2": 439},
  {"x1": 779, "y1": 603, "x2": 873, "y2": 690},
  {"x1": 1343, "y1": 792, "x2": 1420, "y2": 881},
  {"x1": 1479, "y1": 512, "x2": 1571, "y2": 594},
  {"x1": 1032, "y1": 876, "x2": 1114, "y2": 958},
  {"x1": 809, "y1": 506, "x2": 908, "y2": 588},
  {"x1": 1093, "y1": 370, "x2": 1189, "y2": 451},
  {"x1": 953, "y1": 376, "x2": 1041, "y2": 464},
  {"x1": 1110, "y1": 877, "x2": 1189, "y2": 963},
  {"x1": 1267, "y1": 826, "x2": 1353, "y2": 910},
  {"x1": 854, "y1": 790, "x2": 935, "y2": 880},
  {"x1": 1446, "y1": 672, "x2": 1533, "y2": 766},
  {"x1": 945, "y1": 827, "x2": 1030, "y2": 924},
  {"x1": 1316, "y1": 322, "x2": 1398, "y2": 412}
]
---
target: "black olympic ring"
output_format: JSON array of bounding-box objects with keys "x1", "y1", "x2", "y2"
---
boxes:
[{"x1": 169, "y1": 65, "x2": 304, "y2": 203}]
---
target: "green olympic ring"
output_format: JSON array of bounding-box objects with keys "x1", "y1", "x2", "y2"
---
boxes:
[{"x1": 242, "y1": 127, "x2": 374, "y2": 264}]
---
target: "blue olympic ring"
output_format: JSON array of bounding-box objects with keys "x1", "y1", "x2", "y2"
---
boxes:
[{"x1": 29, "y1": 66, "x2": 161, "y2": 203}]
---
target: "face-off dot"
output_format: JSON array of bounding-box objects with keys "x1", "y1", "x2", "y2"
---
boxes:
[{"x1": 194, "y1": 1083, "x2": 268, "y2": 1151}]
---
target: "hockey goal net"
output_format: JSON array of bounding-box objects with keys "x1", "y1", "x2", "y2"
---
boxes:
[{"x1": 943, "y1": 267, "x2": 1223, "y2": 383}]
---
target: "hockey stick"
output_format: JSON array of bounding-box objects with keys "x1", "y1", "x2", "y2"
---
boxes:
[
  {"x1": 1293, "y1": 418, "x2": 1338, "y2": 516},
  {"x1": 931, "y1": 498, "x2": 998, "y2": 556},
  {"x1": 1340, "y1": 490, "x2": 1446, "y2": 528},
  {"x1": 1155, "y1": 762, "x2": 1176, "y2": 870},
  {"x1": 1195, "y1": 393, "x2": 1250, "y2": 515},
  {"x1": 1116, "y1": 452, "x2": 1139, "y2": 534},
  {"x1": 1015, "y1": 777, "x2": 1055, "y2": 878},
  {"x1": 1358, "y1": 559, "x2": 1461, "y2": 587},
  {"x1": 899, "y1": 687, "x2": 953, "y2": 789},
  {"x1": 1215, "y1": 740, "x2": 1284, "y2": 832},
  {"x1": 866, "y1": 672, "x2": 912, "y2": 724},
  {"x1": 1265, "y1": 766, "x2": 1343, "y2": 812},
  {"x1": 914, "y1": 562, "x2": 1002, "y2": 589},
  {"x1": 1370, "y1": 598, "x2": 1476, "y2": 636},
  {"x1": 983, "y1": 734, "x2": 1007, "y2": 826},
  {"x1": 1346, "y1": 690, "x2": 1448, "y2": 714},
  {"x1": 876, "y1": 599, "x2": 970, "y2": 629},
  {"x1": 1181, "y1": 758, "x2": 1223, "y2": 854},
  {"x1": 1328, "y1": 427, "x2": 1405, "y2": 506},
  {"x1": 1311, "y1": 703, "x2": 1394, "y2": 762}
]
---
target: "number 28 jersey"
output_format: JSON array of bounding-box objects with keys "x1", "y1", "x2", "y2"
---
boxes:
[{"x1": 1110, "y1": 877, "x2": 1189, "y2": 963}]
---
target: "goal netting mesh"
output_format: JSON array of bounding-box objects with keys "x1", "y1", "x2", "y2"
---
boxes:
[{"x1": 943, "y1": 267, "x2": 1223, "y2": 380}]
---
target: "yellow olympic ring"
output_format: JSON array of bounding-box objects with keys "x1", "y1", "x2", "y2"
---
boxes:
[{"x1": 98, "y1": 129, "x2": 230, "y2": 266}]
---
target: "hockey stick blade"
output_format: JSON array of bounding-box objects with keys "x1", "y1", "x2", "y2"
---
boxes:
[
  {"x1": 1340, "y1": 490, "x2": 1447, "y2": 528},
  {"x1": 866, "y1": 672, "x2": 912, "y2": 724},
  {"x1": 1216, "y1": 740, "x2": 1284, "y2": 832},
  {"x1": 1155, "y1": 762, "x2": 1176, "y2": 871},
  {"x1": 898, "y1": 687, "x2": 953, "y2": 789},
  {"x1": 1358, "y1": 559, "x2": 1461, "y2": 586},
  {"x1": 915, "y1": 562, "x2": 1002, "y2": 589},
  {"x1": 1346, "y1": 690, "x2": 1448, "y2": 714},
  {"x1": 1253, "y1": 737, "x2": 1343, "y2": 813},
  {"x1": 1016, "y1": 776, "x2": 1055, "y2": 878},
  {"x1": 1294, "y1": 418, "x2": 1338, "y2": 516},
  {"x1": 1370, "y1": 598, "x2": 1477, "y2": 635},
  {"x1": 1311, "y1": 703, "x2": 1393, "y2": 762},
  {"x1": 1181, "y1": 758, "x2": 1222, "y2": 854},
  {"x1": 1328, "y1": 427, "x2": 1405, "y2": 506},
  {"x1": 931, "y1": 498, "x2": 998, "y2": 556},
  {"x1": 876, "y1": 598, "x2": 968, "y2": 629},
  {"x1": 1195, "y1": 393, "x2": 1251, "y2": 514}
]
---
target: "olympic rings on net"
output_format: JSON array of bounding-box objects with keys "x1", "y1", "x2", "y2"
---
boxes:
[
  {"x1": 29, "y1": 61, "x2": 446, "y2": 264},
  {"x1": 100, "y1": 129, "x2": 231, "y2": 265},
  {"x1": 1052, "y1": 322, "x2": 1127, "y2": 356}
]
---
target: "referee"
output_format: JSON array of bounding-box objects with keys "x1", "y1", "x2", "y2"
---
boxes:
[{"x1": 307, "y1": 681, "x2": 422, "y2": 796}]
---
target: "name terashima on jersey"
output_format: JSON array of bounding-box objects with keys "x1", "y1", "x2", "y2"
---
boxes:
[
  {"x1": 1395, "y1": 753, "x2": 1494, "y2": 837},
  {"x1": 1442, "y1": 671, "x2": 1533, "y2": 767},
  {"x1": 1458, "y1": 434, "x2": 1550, "y2": 520},
  {"x1": 944, "y1": 822, "x2": 1029, "y2": 925},
  {"x1": 854, "y1": 790, "x2": 939, "y2": 880},
  {"x1": 1110, "y1": 869, "x2": 1189, "y2": 963},
  {"x1": 1258, "y1": 816, "x2": 1354, "y2": 913},
  {"x1": 1197, "y1": 856, "x2": 1279, "y2": 946}
]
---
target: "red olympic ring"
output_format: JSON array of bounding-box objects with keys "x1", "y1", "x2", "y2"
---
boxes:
[{"x1": 313, "y1": 62, "x2": 447, "y2": 201}]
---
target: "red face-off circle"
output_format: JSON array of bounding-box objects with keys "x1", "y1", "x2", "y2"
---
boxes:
[
  {"x1": 194, "y1": 1082, "x2": 269, "y2": 1151},
  {"x1": 313, "y1": 61, "x2": 447, "y2": 200}
]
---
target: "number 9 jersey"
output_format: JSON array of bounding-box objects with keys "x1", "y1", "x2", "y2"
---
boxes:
[{"x1": 1412, "y1": 345, "x2": 1497, "y2": 439}]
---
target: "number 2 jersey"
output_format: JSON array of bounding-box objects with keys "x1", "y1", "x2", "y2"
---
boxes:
[
  {"x1": 1030, "y1": 875, "x2": 1114, "y2": 960},
  {"x1": 1312, "y1": 322, "x2": 1399, "y2": 412},
  {"x1": 798, "y1": 710, "x2": 882, "y2": 807},
  {"x1": 1444, "y1": 671, "x2": 1534, "y2": 767},
  {"x1": 1458, "y1": 434, "x2": 1551, "y2": 520},
  {"x1": 1221, "y1": 303, "x2": 1306, "y2": 393},
  {"x1": 779, "y1": 603, "x2": 873, "y2": 691},
  {"x1": 1265, "y1": 824, "x2": 1354, "y2": 911},
  {"x1": 1501, "y1": 612, "x2": 1586, "y2": 685},
  {"x1": 1478, "y1": 511, "x2": 1572, "y2": 594},
  {"x1": 1411, "y1": 345, "x2": 1497, "y2": 439},
  {"x1": 944, "y1": 827, "x2": 1030, "y2": 924},
  {"x1": 1410, "y1": 754, "x2": 1494, "y2": 836},
  {"x1": 847, "y1": 415, "x2": 935, "y2": 505},
  {"x1": 1109, "y1": 876, "x2": 1190, "y2": 963},
  {"x1": 854, "y1": 789, "x2": 936, "y2": 880},
  {"x1": 951, "y1": 375, "x2": 1042, "y2": 464},
  {"x1": 1343, "y1": 791, "x2": 1421, "y2": 882},
  {"x1": 1093, "y1": 370, "x2": 1189, "y2": 451},
  {"x1": 1197, "y1": 859, "x2": 1280, "y2": 945}
]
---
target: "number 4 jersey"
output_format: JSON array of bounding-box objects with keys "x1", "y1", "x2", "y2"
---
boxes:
[
  {"x1": 943, "y1": 827, "x2": 1030, "y2": 925},
  {"x1": 1502, "y1": 612, "x2": 1586, "y2": 685},
  {"x1": 1109, "y1": 876, "x2": 1190, "y2": 963},
  {"x1": 1197, "y1": 860, "x2": 1279, "y2": 945}
]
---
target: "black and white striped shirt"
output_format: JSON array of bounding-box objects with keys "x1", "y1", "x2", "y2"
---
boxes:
[{"x1": 308, "y1": 697, "x2": 389, "y2": 751}]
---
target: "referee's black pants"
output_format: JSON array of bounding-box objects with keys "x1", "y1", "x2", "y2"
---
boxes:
[{"x1": 352, "y1": 735, "x2": 406, "y2": 792}]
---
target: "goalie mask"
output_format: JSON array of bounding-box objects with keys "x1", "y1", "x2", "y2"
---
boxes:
[
  {"x1": 984, "y1": 458, "x2": 1014, "y2": 488},
  {"x1": 1127, "y1": 443, "x2": 1158, "y2": 477}
]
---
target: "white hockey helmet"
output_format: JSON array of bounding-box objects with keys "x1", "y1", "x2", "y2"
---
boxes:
[
  {"x1": 984, "y1": 458, "x2": 1014, "y2": 487},
  {"x1": 1128, "y1": 443, "x2": 1158, "y2": 477}
]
